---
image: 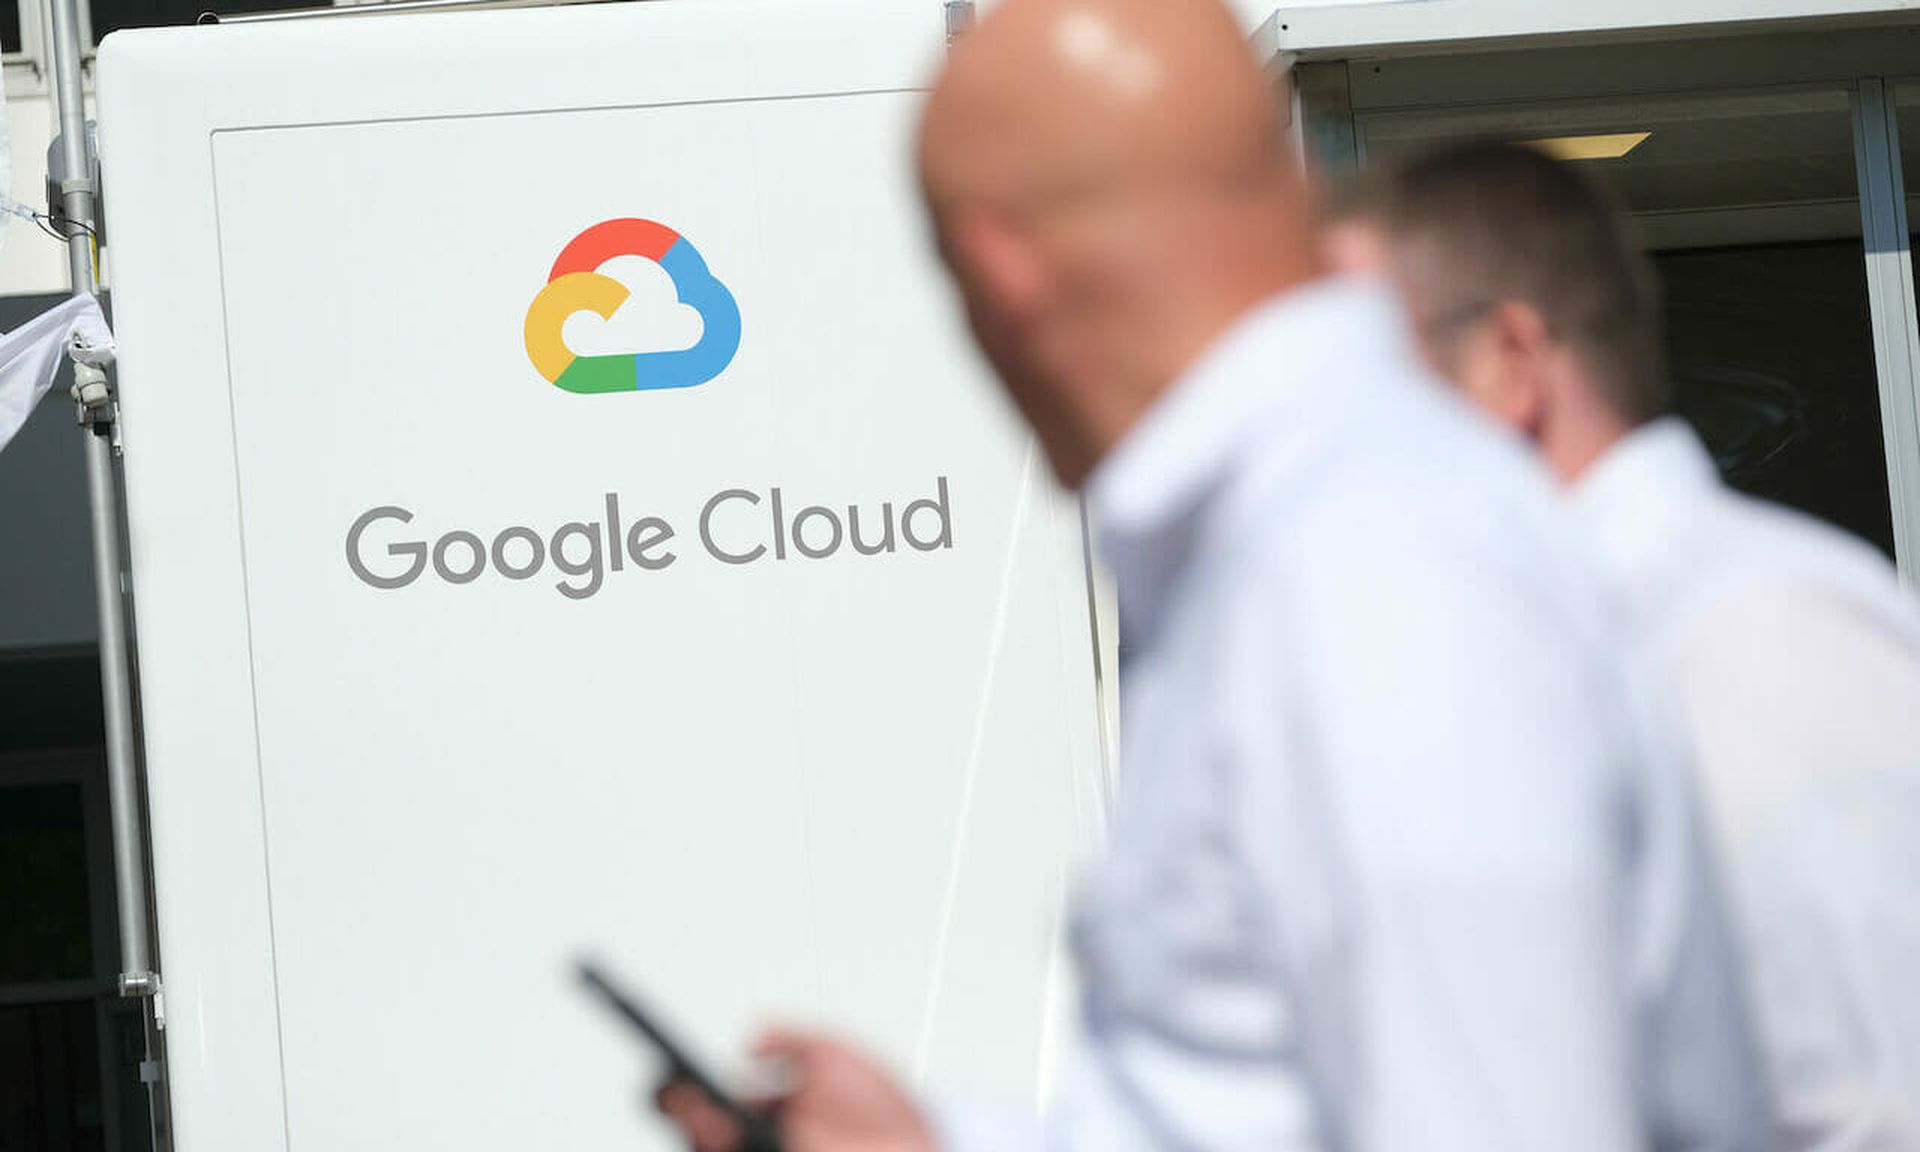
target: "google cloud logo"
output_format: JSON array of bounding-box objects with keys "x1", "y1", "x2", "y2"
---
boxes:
[{"x1": 523, "y1": 218, "x2": 742, "y2": 394}]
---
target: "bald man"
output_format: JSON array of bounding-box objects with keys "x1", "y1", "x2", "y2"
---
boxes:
[
  {"x1": 1331, "y1": 140, "x2": 1920, "y2": 1151},
  {"x1": 659, "y1": 3, "x2": 1767, "y2": 1152}
]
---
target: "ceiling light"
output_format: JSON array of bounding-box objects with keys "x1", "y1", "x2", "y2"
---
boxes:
[{"x1": 1526, "y1": 131, "x2": 1652, "y2": 161}]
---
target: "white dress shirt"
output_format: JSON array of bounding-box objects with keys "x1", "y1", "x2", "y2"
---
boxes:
[
  {"x1": 1575, "y1": 418, "x2": 1920, "y2": 1152},
  {"x1": 935, "y1": 280, "x2": 1767, "y2": 1152}
]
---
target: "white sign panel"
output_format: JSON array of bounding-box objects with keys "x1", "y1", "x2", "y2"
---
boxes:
[{"x1": 98, "y1": 4, "x2": 1106, "y2": 1149}]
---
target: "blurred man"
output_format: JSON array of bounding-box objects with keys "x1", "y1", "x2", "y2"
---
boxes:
[
  {"x1": 660, "y1": 4, "x2": 1768, "y2": 1151},
  {"x1": 1331, "y1": 139, "x2": 1920, "y2": 1150}
]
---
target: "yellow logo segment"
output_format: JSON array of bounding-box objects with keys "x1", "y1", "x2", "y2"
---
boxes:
[{"x1": 523, "y1": 271, "x2": 630, "y2": 384}]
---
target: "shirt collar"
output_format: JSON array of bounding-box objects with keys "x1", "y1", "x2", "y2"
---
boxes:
[
  {"x1": 1085, "y1": 276, "x2": 1421, "y2": 639},
  {"x1": 1575, "y1": 417, "x2": 1718, "y2": 516},
  {"x1": 1573, "y1": 416, "x2": 1719, "y2": 584}
]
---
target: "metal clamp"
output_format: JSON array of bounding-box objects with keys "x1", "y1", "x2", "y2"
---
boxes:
[
  {"x1": 69, "y1": 326, "x2": 118, "y2": 427},
  {"x1": 71, "y1": 361, "x2": 113, "y2": 417},
  {"x1": 120, "y1": 970, "x2": 167, "y2": 1031},
  {"x1": 119, "y1": 971, "x2": 160, "y2": 998}
]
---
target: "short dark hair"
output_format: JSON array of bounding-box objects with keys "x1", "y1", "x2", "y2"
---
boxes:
[{"x1": 1342, "y1": 140, "x2": 1667, "y2": 425}]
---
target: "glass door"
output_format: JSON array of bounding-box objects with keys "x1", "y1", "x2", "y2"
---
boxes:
[{"x1": 1351, "y1": 87, "x2": 1898, "y2": 557}]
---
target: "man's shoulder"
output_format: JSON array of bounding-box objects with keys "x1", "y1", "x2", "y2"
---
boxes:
[
  {"x1": 1201, "y1": 377, "x2": 1635, "y2": 711},
  {"x1": 1655, "y1": 482, "x2": 1919, "y2": 646},
  {"x1": 1234, "y1": 376, "x2": 1601, "y2": 598}
]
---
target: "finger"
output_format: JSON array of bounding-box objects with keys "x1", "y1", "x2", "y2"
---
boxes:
[
  {"x1": 752, "y1": 1028, "x2": 826, "y2": 1063},
  {"x1": 655, "y1": 1079, "x2": 695, "y2": 1114},
  {"x1": 656, "y1": 1077, "x2": 724, "y2": 1117},
  {"x1": 654, "y1": 1079, "x2": 744, "y2": 1152},
  {"x1": 683, "y1": 1104, "x2": 742, "y2": 1152}
]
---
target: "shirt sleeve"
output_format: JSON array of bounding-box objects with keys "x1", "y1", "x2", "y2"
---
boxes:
[
  {"x1": 1665, "y1": 579, "x2": 1920, "y2": 1147},
  {"x1": 1667, "y1": 575, "x2": 1920, "y2": 824}
]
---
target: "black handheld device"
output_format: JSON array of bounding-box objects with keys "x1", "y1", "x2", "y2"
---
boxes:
[{"x1": 575, "y1": 959, "x2": 784, "y2": 1152}]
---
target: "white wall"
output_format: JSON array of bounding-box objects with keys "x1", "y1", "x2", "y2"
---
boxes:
[{"x1": 1228, "y1": 0, "x2": 1281, "y2": 27}]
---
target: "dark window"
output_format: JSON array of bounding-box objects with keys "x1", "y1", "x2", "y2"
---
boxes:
[
  {"x1": 1659, "y1": 241, "x2": 1895, "y2": 557},
  {"x1": 0, "y1": 783, "x2": 93, "y2": 985},
  {"x1": 0, "y1": 992, "x2": 151, "y2": 1152},
  {"x1": 1606, "y1": 92, "x2": 1895, "y2": 556},
  {"x1": 0, "y1": 1001, "x2": 107, "y2": 1152},
  {"x1": 90, "y1": 0, "x2": 316, "y2": 40}
]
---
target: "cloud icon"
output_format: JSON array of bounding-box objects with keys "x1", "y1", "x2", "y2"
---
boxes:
[
  {"x1": 523, "y1": 219, "x2": 742, "y2": 394},
  {"x1": 561, "y1": 255, "x2": 705, "y2": 357}
]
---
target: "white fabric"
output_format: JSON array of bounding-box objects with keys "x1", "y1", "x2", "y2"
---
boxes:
[
  {"x1": 1576, "y1": 418, "x2": 1920, "y2": 1152},
  {"x1": 934, "y1": 280, "x2": 1767, "y2": 1152},
  {"x1": 0, "y1": 293, "x2": 113, "y2": 455}
]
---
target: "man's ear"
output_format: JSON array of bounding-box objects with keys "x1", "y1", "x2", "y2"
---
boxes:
[
  {"x1": 947, "y1": 209, "x2": 1051, "y2": 323},
  {"x1": 1481, "y1": 299, "x2": 1553, "y2": 437}
]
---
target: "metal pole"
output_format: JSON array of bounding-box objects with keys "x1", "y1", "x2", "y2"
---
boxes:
[
  {"x1": 1854, "y1": 79, "x2": 1920, "y2": 587},
  {"x1": 50, "y1": 0, "x2": 156, "y2": 988}
]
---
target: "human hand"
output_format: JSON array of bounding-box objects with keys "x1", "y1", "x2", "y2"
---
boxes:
[{"x1": 655, "y1": 1030, "x2": 934, "y2": 1152}]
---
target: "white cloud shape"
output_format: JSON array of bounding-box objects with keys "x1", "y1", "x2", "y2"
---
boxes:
[{"x1": 561, "y1": 254, "x2": 705, "y2": 357}]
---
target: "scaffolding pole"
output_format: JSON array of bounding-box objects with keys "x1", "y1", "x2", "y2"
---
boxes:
[{"x1": 50, "y1": 0, "x2": 158, "y2": 1025}]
